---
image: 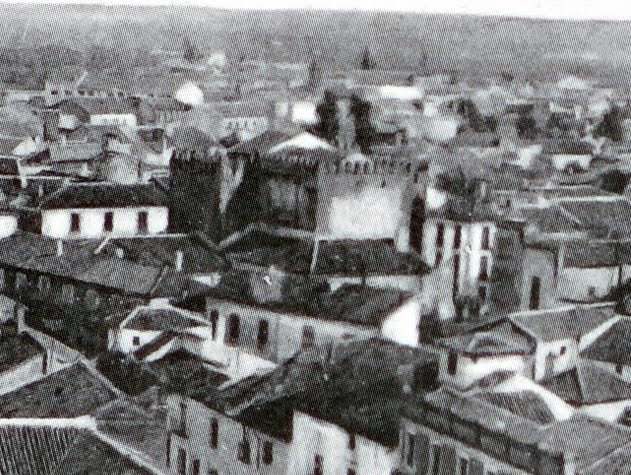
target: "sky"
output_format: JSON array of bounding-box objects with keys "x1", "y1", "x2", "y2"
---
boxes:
[{"x1": 0, "y1": 0, "x2": 629, "y2": 21}]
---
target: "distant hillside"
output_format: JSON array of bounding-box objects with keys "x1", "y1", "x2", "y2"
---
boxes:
[{"x1": 2, "y1": 4, "x2": 631, "y2": 85}]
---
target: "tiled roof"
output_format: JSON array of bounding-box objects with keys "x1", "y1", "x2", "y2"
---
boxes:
[
  {"x1": 0, "y1": 233, "x2": 179, "y2": 296},
  {"x1": 204, "y1": 271, "x2": 412, "y2": 326},
  {"x1": 99, "y1": 234, "x2": 229, "y2": 273},
  {"x1": 559, "y1": 197, "x2": 631, "y2": 238},
  {"x1": 47, "y1": 143, "x2": 102, "y2": 163},
  {"x1": 0, "y1": 324, "x2": 45, "y2": 374},
  {"x1": 228, "y1": 129, "x2": 297, "y2": 156},
  {"x1": 438, "y1": 321, "x2": 534, "y2": 357},
  {"x1": 0, "y1": 362, "x2": 117, "y2": 418},
  {"x1": 582, "y1": 319, "x2": 631, "y2": 366},
  {"x1": 542, "y1": 360, "x2": 631, "y2": 405},
  {"x1": 225, "y1": 231, "x2": 427, "y2": 276},
  {"x1": 563, "y1": 240, "x2": 631, "y2": 268},
  {"x1": 0, "y1": 425, "x2": 81, "y2": 475},
  {"x1": 519, "y1": 205, "x2": 586, "y2": 235},
  {"x1": 54, "y1": 97, "x2": 142, "y2": 116},
  {"x1": 474, "y1": 390, "x2": 556, "y2": 424},
  {"x1": 132, "y1": 331, "x2": 180, "y2": 361},
  {"x1": 123, "y1": 306, "x2": 207, "y2": 332},
  {"x1": 509, "y1": 305, "x2": 617, "y2": 342},
  {"x1": 40, "y1": 183, "x2": 166, "y2": 209},
  {"x1": 170, "y1": 126, "x2": 217, "y2": 150}
]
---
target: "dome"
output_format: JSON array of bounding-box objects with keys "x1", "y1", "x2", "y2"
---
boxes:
[{"x1": 175, "y1": 82, "x2": 204, "y2": 107}]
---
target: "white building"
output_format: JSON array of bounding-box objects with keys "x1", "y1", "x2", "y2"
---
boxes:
[{"x1": 38, "y1": 183, "x2": 168, "y2": 239}]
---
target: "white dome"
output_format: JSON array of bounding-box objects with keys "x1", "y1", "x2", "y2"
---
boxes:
[{"x1": 175, "y1": 82, "x2": 204, "y2": 107}]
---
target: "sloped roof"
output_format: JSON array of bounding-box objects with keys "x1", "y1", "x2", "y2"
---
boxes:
[
  {"x1": 100, "y1": 234, "x2": 229, "y2": 273},
  {"x1": 559, "y1": 197, "x2": 631, "y2": 238},
  {"x1": 0, "y1": 232, "x2": 196, "y2": 298},
  {"x1": 123, "y1": 306, "x2": 207, "y2": 331},
  {"x1": 542, "y1": 360, "x2": 631, "y2": 405},
  {"x1": 54, "y1": 97, "x2": 142, "y2": 116},
  {"x1": 0, "y1": 362, "x2": 117, "y2": 418},
  {"x1": 225, "y1": 231, "x2": 427, "y2": 276},
  {"x1": 40, "y1": 183, "x2": 166, "y2": 209},
  {"x1": 438, "y1": 321, "x2": 533, "y2": 357},
  {"x1": 582, "y1": 319, "x2": 631, "y2": 366},
  {"x1": 0, "y1": 324, "x2": 45, "y2": 374},
  {"x1": 509, "y1": 305, "x2": 617, "y2": 342},
  {"x1": 170, "y1": 126, "x2": 217, "y2": 150},
  {"x1": 47, "y1": 143, "x2": 102, "y2": 163},
  {"x1": 204, "y1": 271, "x2": 411, "y2": 327},
  {"x1": 563, "y1": 240, "x2": 631, "y2": 268},
  {"x1": 519, "y1": 205, "x2": 586, "y2": 235},
  {"x1": 475, "y1": 390, "x2": 556, "y2": 424}
]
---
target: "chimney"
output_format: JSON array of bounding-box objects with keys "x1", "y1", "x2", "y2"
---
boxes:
[
  {"x1": 56, "y1": 240, "x2": 63, "y2": 257},
  {"x1": 43, "y1": 109, "x2": 60, "y2": 143},
  {"x1": 175, "y1": 250, "x2": 184, "y2": 272}
]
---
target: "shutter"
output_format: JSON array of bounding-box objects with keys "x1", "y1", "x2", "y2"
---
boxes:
[
  {"x1": 469, "y1": 458, "x2": 484, "y2": 475},
  {"x1": 414, "y1": 434, "x2": 431, "y2": 475},
  {"x1": 438, "y1": 445, "x2": 458, "y2": 475}
]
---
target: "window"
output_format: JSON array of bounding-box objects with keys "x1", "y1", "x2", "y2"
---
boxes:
[
  {"x1": 227, "y1": 314, "x2": 240, "y2": 345},
  {"x1": 61, "y1": 283, "x2": 75, "y2": 303},
  {"x1": 257, "y1": 320, "x2": 269, "y2": 350},
  {"x1": 347, "y1": 470, "x2": 356, "y2": 475},
  {"x1": 192, "y1": 460, "x2": 200, "y2": 475},
  {"x1": 70, "y1": 213, "x2": 81, "y2": 233},
  {"x1": 208, "y1": 470, "x2": 218, "y2": 475},
  {"x1": 176, "y1": 448, "x2": 187, "y2": 475},
  {"x1": 348, "y1": 433, "x2": 356, "y2": 450},
  {"x1": 479, "y1": 256, "x2": 489, "y2": 281},
  {"x1": 302, "y1": 325, "x2": 315, "y2": 350},
  {"x1": 454, "y1": 225, "x2": 462, "y2": 249},
  {"x1": 210, "y1": 310, "x2": 218, "y2": 340},
  {"x1": 166, "y1": 436, "x2": 171, "y2": 468},
  {"x1": 262, "y1": 441, "x2": 273, "y2": 465},
  {"x1": 15, "y1": 272, "x2": 28, "y2": 292},
  {"x1": 481, "y1": 226, "x2": 491, "y2": 250},
  {"x1": 617, "y1": 364, "x2": 624, "y2": 375},
  {"x1": 453, "y1": 254, "x2": 461, "y2": 296},
  {"x1": 138, "y1": 211, "x2": 149, "y2": 234},
  {"x1": 85, "y1": 289, "x2": 100, "y2": 310},
  {"x1": 447, "y1": 350, "x2": 458, "y2": 376},
  {"x1": 588, "y1": 286, "x2": 597, "y2": 298},
  {"x1": 560, "y1": 346, "x2": 567, "y2": 356},
  {"x1": 406, "y1": 433, "x2": 415, "y2": 467},
  {"x1": 314, "y1": 455, "x2": 323, "y2": 475},
  {"x1": 210, "y1": 418, "x2": 218, "y2": 449},
  {"x1": 133, "y1": 336, "x2": 140, "y2": 346},
  {"x1": 238, "y1": 437, "x2": 251, "y2": 464},
  {"x1": 104, "y1": 212, "x2": 114, "y2": 232},
  {"x1": 436, "y1": 223, "x2": 445, "y2": 248},
  {"x1": 38, "y1": 275, "x2": 51, "y2": 296},
  {"x1": 430, "y1": 445, "x2": 441, "y2": 475},
  {"x1": 178, "y1": 401, "x2": 187, "y2": 434},
  {"x1": 0, "y1": 268, "x2": 5, "y2": 290},
  {"x1": 529, "y1": 276, "x2": 541, "y2": 310},
  {"x1": 435, "y1": 251, "x2": 442, "y2": 266},
  {"x1": 478, "y1": 285, "x2": 487, "y2": 303},
  {"x1": 459, "y1": 457, "x2": 469, "y2": 475}
]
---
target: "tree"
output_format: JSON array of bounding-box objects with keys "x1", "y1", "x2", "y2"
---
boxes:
[
  {"x1": 596, "y1": 105, "x2": 624, "y2": 142},
  {"x1": 350, "y1": 94, "x2": 376, "y2": 153},
  {"x1": 183, "y1": 36, "x2": 203, "y2": 63},
  {"x1": 359, "y1": 47, "x2": 376, "y2": 71},
  {"x1": 314, "y1": 90, "x2": 340, "y2": 143}
]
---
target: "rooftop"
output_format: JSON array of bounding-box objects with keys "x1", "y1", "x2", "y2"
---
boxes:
[
  {"x1": 559, "y1": 197, "x2": 631, "y2": 238},
  {"x1": 225, "y1": 231, "x2": 427, "y2": 277},
  {"x1": 122, "y1": 305, "x2": 207, "y2": 332},
  {"x1": 582, "y1": 318, "x2": 631, "y2": 367},
  {"x1": 0, "y1": 232, "x2": 203, "y2": 298},
  {"x1": 0, "y1": 362, "x2": 118, "y2": 418},
  {"x1": 40, "y1": 183, "x2": 166, "y2": 209},
  {"x1": 509, "y1": 305, "x2": 617, "y2": 342},
  {"x1": 204, "y1": 271, "x2": 412, "y2": 327},
  {"x1": 563, "y1": 240, "x2": 631, "y2": 268},
  {"x1": 438, "y1": 320, "x2": 533, "y2": 357},
  {"x1": 542, "y1": 360, "x2": 631, "y2": 405},
  {"x1": 97, "y1": 233, "x2": 229, "y2": 274},
  {"x1": 0, "y1": 324, "x2": 45, "y2": 374},
  {"x1": 46, "y1": 142, "x2": 103, "y2": 163}
]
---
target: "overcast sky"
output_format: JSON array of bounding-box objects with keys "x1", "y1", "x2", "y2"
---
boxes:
[{"x1": 2, "y1": 0, "x2": 629, "y2": 21}]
